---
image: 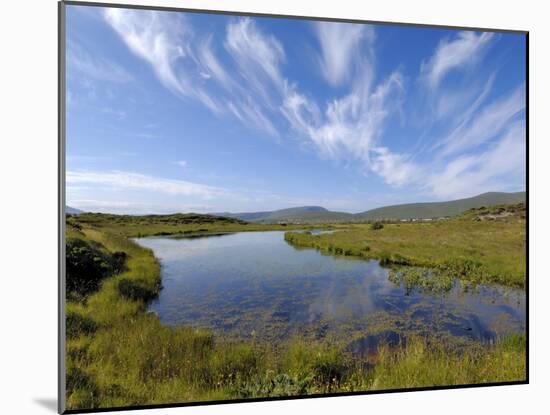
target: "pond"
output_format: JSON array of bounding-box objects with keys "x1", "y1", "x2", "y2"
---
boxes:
[{"x1": 135, "y1": 231, "x2": 525, "y2": 352}]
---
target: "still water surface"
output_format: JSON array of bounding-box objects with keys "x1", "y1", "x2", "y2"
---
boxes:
[{"x1": 135, "y1": 231, "x2": 525, "y2": 349}]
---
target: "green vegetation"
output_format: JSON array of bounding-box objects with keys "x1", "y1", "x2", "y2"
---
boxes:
[
  {"x1": 284, "y1": 203, "x2": 526, "y2": 288},
  {"x1": 220, "y1": 206, "x2": 355, "y2": 224},
  {"x1": 65, "y1": 208, "x2": 526, "y2": 410},
  {"x1": 367, "y1": 334, "x2": 525, "y2": 390},
  {"x1": 388, "y1": 267, "x2": 456, "y2": 295},
  {"x1": 66, "y1": 237, "x2": 126, "y2": 301},
  {"x1": 214, "y1": 191, "x2": 525, "y2": 223},
  {"x1": 66, "y1": 212, "x2": 329, "y2": 238},
  {"x1": 356, "y1": 191, "x2": 525, "y2": 221},
  {"x1": 370, "y1": 221, "x2": 384, "y2": 230}
]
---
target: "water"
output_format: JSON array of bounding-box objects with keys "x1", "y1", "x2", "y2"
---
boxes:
[{"x1": 135, "y1": 231, "x2": 525, "y2": 349}]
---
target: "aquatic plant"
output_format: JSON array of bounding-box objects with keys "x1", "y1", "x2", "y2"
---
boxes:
[
  {"x1": 388, "y1": 267, "x2": 455, "y2": 295},
  {"x1": 64, "y1": 213, "x2": 526, "y2": 409}
]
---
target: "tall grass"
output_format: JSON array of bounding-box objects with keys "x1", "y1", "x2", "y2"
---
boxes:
[
  {"x1": 67, "y1": 316, "x2": 526, "y2": 409},
  {"x1": 284, "y1": 209, "x2": 526, "y2": 288},
  {"x1": 370, "y1": 334, "x2": 526, "y2": 390},
  {"x1": 66, "y1": 221, "x2": 526, "y2": 410}
]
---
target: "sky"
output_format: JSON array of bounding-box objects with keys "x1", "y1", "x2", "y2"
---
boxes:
[{"x1": 65, "y1": 5, "x2": 526, "y2": 214}]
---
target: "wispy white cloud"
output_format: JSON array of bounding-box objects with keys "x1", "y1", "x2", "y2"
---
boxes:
[
  {"x1": 314, "y1": 21, "x2": 374, "y2": 87},
  {"x1": 420, "y1": 31, "x2": 494, "y2": 89},
  {"x1": 104, "y1": 10, "x2": 281, "y2": 136},
  {"x1": 365, "y1": 117, "x2": 525, "y2": 199},
  {"x1": 363, "y1": 30, "x2": 523, "y2": 201},
  {"x1": 227, "y1": 97, "x2": 279, "y2": 137},
  {"x1": 281, "y1": 22, "x2": 406, "y2": 175},
  {"x1": 68, "y1": 199, "x2": 215, "y2": 214},
  {"x1": 66, "y1": 170, "x2": 371, "y2": 213},
  {"x1": 371, "y1": 147, "x2": 422, "y2": 187},
  {"x1": 174, "y1": 160, "x2": 187, "y2": 168},
  {"x1": 432, "y1": 73, "x2": 495, "y2": 122},
  {"x1": 67, "y1": 170, "x2": 225, "y2": 199},
  {"x1": 366, "y1": 81, "x2": 526, "y2": 198},
  {"x1": 197, "y1": 36, "x2": 234, "y2": 90},
  {"x1": 103, "y1": 8, "x2": 223, "y2": 114},
  {"x1": 225, "y1": 17, "x2": 286, "y2": 97},
  {"x1": 282, "y1": 70, "x2": 404, "y2": 163},
  {"x1": 98, "y1": 9, "x2": 524, "y2": 204},
  {"x1": 426, "y1": 121, "x2": 526, "y2": 198},
  {"x1": 437, "y1": 85, "x2": 525, "y2": 157},
  {"x1": 67, "y1": 41, "x2": 133, "y2": 83}
]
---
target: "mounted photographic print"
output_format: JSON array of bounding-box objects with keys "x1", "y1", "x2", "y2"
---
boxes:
[{"x1": 59, "y1": 1, "x2": 528, "y2": 412}]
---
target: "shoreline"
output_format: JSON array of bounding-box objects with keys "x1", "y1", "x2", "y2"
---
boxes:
[{"x1": 64, "y1": 216, "x2": 526, "y2": 410}]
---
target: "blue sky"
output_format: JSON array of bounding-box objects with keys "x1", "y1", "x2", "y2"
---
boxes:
[{"x1": 65, "y1": 5, "x2": 526, "y2": 214}]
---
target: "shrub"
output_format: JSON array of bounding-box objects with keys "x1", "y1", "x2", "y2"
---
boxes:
[
  {"x1": 378, "y1": 252, "x2": 392, "y2": 266},
  {"x1": 66, "y1": 238, "x2": 126, "y2": 300},
  {"x1": 370, "y1": 221, "x2": 384, "y2": 230},
  {"x1": 379, "y1": 252, "x2": 411, "y2": 267}
]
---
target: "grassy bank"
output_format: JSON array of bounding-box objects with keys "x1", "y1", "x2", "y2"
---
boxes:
[
  {"x1": 66, "y1": 212, "x2": 526, "y2": 410},
  {"x1": 284, "y1": 204, "x2": 526, "y2": 288},
  {"x1": 67, "y1": 212, "x2": 332, "y2": 238}
]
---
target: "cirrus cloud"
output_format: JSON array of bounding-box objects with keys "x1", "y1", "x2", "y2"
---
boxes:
[
  {"x1": 421, "y1": 31, "x2": 494, "y2": 89},
  {"x1": 96, "y1": 8, "x2": 525, "y2": 205},
  {"x1": 67, "y1": 170, "x2": 225, "y2": 199},
  {"x1": 314, "y1": 21, "x2": 374, "y2": 87}
]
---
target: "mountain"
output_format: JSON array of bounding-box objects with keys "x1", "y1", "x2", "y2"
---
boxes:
[
  {"x1": 356, "y1": 191, "x2": 526, "y2": 221},
  {"x1": 66, "y1": 206, "x2": 84, "y2": 214},
  {"x1": 216, "y1": 206, "x2": 353, "y2": 223},
  {"x1": 215, "y1": 191, "x2": 526, "y2": 224}
]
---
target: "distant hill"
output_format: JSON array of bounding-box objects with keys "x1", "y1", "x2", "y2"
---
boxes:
[
  {"x1": 216, "y1": 206, "x2": 353, "y2": 223},
  {"x1": 66, "y1": 206, "x2": 84, "y2": 215},
  {"x1": 216, "y1": 191, "x2": 526, "y2": 224},
  {"x1": 356, "y1": 191, "x2": 526, "y2": 221},
  {"x1": 72, "y1": 212, "x2": 246, "y2": 226}
]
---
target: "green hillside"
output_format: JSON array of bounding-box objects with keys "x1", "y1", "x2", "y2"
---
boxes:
[
  {"x1": 255, "y1": 206, "x2": 353, "y2": 223},
  {"x1": 263, "y1": 210, "x2": 354, "y2": 223},
  {"x1": 216, "y1": 192, "x2": 526, "y2": 223},
  {"x1": 218, "y1": 206, "x2": 353, "y2": 223},
  {"x1": 356, "y1": 191, "x2": 526, "y2": 220}
]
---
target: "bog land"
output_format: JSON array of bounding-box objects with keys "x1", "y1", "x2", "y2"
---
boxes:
[{"x1": 64, "y1": 203, "x2": 526, "y2": 410}]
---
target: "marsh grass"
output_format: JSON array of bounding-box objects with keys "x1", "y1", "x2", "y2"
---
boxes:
[
  {"x1": 67, "y1": 314, "x2": 526, "y2": 409},
  {"x1": 66, "y1": 212, "x2": 330, "y2": 238},
  {"x1": 65, "y1": 212, "x2": 526, "y2": 410},
  {"x1": 388, "y1": 267, "x2": 455, "y2": 294},
  {"x1": 284, "y1": 206, "x2": 526, "y2": 288},
  {"x1": 369, "y1": 334, "x2": 526, "y2": 389}
]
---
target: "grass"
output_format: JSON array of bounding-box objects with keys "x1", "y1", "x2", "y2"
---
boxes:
[
  {"x1": 367, "y1": 334, "x2": 526, "y2": 390},
  {"x1": 67, "y1": 212, "x2": 331, "y2": 238},
  {"x1": 65, "y1": 209, "x2": 526, "y2": 410},
  {"x1": 284, "y1": 204, "x2": 526, "y2": 288}
]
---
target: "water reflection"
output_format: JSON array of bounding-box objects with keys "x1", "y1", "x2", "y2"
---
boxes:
[{"x1": 135, "y1": 231, "x2": 525, "y2": 348}]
